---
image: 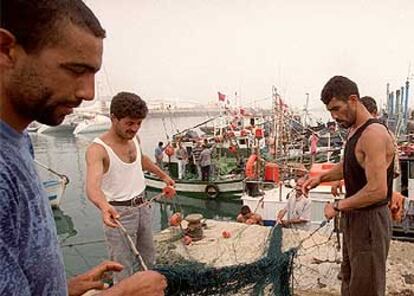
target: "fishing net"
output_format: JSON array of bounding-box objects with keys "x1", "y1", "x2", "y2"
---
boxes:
[{"x1": 153, "y1": 225, "x2": 296, "y2": 296}]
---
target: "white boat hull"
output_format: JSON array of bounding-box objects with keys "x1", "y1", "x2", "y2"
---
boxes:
[
  {"x1": 145, "y1": 174, "x2": 244, "y2": 199},
  {"x1": 241, "y1": 183, "x2": 338, "y2": 226},
  {"x1": 73, "y1": 115, "x2": 111, "y2": 135}
]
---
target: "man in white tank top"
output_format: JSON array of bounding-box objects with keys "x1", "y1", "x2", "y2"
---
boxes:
[{"x1": 86, "y1": 92, "x2": 174, "y2": 283}]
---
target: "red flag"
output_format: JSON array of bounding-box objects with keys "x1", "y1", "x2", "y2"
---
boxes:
[{"x1": 218, "y1": 92, "x2": 226, "y2": 102}]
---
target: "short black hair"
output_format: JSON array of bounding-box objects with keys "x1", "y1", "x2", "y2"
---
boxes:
[
  {"x1": 360, "y1": 96, "x2": 378, "y2": 115},
  {"x1": 321, "y1": 76, "x2": 360, "y2": 105},
  {"x1": 110, "y1": 92, "x2": 148, "y2": 120},
  {"x1": 240, "y1": 205, "x2": 251, "y2": 215},
  {"x1": 1, "y1": 0, "x2": 106, "y2": 53},
  {"x1": 158, "y1": 142, "x2": 163, "y2": 147}
]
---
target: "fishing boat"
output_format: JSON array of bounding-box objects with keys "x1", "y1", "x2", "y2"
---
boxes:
[
  {"x1": 241, "y1": 162, "x2": 341, "y2": 226},
  {"x1": 35, "y1": 160, "x2": 70, "y2": 208},
  {"x1": 37, "y1": 114, "x2": 81, "y2": 134},
  {"x1": 145, "y1": 173, "x2": 244, "y2": 200},
  {"x1": 43, "y1": 178, "x2": 67, "y2": 208},
  {"x1": 73, "y1": 114, "x2": 111, "y2": 135}
]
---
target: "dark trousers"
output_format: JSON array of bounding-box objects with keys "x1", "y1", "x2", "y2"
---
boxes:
[
  {"x1": 201, "y1": 165, "x2": 210, "y2": 181},
  {"x1": 341, "y1": 205, "x2": 391, "y2": 296}
]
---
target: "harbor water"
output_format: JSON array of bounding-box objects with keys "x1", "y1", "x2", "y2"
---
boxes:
[{"x1": 30, "y1": 115, "x2": 241, "y2": 277}]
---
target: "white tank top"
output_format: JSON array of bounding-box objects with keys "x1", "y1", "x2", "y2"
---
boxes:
[{"x1": 93, "y1": 137, "x2": 146, "y2": 201}]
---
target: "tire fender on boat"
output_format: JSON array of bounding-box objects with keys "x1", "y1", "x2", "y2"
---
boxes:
[{"x1": 205, "y1": 184, "x2": 220, "y2": 199}]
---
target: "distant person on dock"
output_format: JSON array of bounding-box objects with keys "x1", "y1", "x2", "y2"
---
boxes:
[
  {"x1": 86, "y1": 92, "x2": 175, "y2": 283},
  {"x1": 236, "y1": 206, "x2": 263, "y2": 225},
  {"x1": 276, "y1": 177, "x2": 311, "y2": 230},
  {"x1": 0, "y1": 1, "x2": 166, "y2": 295},
  {"x1": 155, "y1": 141, "x2": 167, "y2": 168},
  {"x1": 199, "y1": 143, "x2": 215, "y2": 181},
  {"x1": 176, "y1": 141, "x2": 188, "y2": 179},
  {"x1": 303, "y1": 76, "x2": 395, "y2": 296},
  {"x1": 192, "y1": 140, "x2": 204, "y2": 179}
]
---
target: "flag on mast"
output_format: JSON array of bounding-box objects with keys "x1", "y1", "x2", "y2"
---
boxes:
[{"x1": 218, "y1": 91, "x2": 226, "y2": 102}]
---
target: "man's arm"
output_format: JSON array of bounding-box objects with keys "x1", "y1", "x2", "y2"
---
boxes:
[
  {"x1": 0, "y1": 186, "x2": 31, "y2": 295},
  {"x1": 142, "y1": 154, "x2": 175, "y2": 186},
  {"x1": 85, "y1": 144, "x2": 119, "y2": 227},
  {"x1": 338, "y1": 126, "x2": 391, "y2": 211},
  {"x1": 68, "y1": 261, "x2": 167, "y2": 296}
]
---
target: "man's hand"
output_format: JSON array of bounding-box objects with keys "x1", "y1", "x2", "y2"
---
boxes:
[
  {"x1": 302, "y1": 176, "x2": 321, "y2": 196},
  {"x1": 101, "y1": 205, "x2": 120, "y2": 228},
  {"x1": 101, "y1": 270, "x2": 167, "y2": 296},
  {"x1": 330, "y1": 181, "x2": 343, "y2": 197},
  {"x1": 324, "y1": 202, "x2": 338, "y2": 220},
  {"x1": 162, "y1": 175, "x2": 175, "y2": 186},
  {"x1": 68, "y1": 261, "x2": 124, "y2": 296}
]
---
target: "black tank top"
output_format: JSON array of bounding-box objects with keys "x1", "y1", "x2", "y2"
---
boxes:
[{"x1": 343, "y1": 118, "x2": 394, "y2": 209}]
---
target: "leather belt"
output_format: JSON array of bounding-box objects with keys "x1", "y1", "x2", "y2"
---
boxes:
[{"x1": 109, "y1": 195, "x2": 145, "y2": 207}]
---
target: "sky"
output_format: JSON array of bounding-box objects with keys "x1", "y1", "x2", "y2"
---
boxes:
[{"x1": 85, "y1": 0, "x2": 414, "y2": 119}]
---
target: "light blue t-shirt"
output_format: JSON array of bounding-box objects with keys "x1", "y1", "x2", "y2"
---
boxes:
[{"x1": 0, "y1": 120, "x2": 67, "y2": 295}]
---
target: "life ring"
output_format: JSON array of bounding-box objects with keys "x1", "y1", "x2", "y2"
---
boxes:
[
  {"x1": 245, "y1": 154, "x2": 258, "y2": 178},
  {"x1": 205, "y1": 184, "x2": 220, "y2": 199}
]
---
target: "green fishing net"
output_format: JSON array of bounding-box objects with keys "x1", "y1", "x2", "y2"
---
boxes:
[{"x1": 154, "y1": 226, "x2": 296, "y2": 296}]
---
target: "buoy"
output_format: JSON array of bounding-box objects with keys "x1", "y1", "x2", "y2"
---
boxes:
[
  {"x1": 165, "y1": 146, "x2": 174, "y2": 157},
  {"x1": 183, "y1": 235, "x2": 192, "y2": 245},
  {"x1": 222, "y1": 230, "x2": 231, "y2": 239},
  {"x1": 169, "y1": 213, "x2": 182, "y2": 226},
  {"x1": 255, "y1": 128, "x2": 264, "y2": 139},
  {"x1": 163, "y1": 186, "x2": 176, "y2": 199},
  {"x1": 228, "y1": 145, "x2": 237, "y2": 154}
]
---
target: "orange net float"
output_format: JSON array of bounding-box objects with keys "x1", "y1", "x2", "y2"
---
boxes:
[
  {"x1": 255, "y1": 128, "x2": 264, "y2": 139},
  {"x1": 165, "y1": 146, "x2": 175, "y2": 157},
  {"x1": 240, "y1": 129, "x2": 248, "y2": 137},
  {"x1": 182, "y1": 235, "x2": 192, "y2": 245},
  {"x1": 169, "y1": 212, "x2": 182, "y2": 226},
  {"x1": 222, "y1": 230, "x2": 231, "y2": 239},
  {"x1": 226, "y1": 131, "x2": 235, "y2": 138},
  {"x1": 228, "y1": 145, "x2": 237, "y2": 154},
  {"x1": 163, "y1": 186, "x2": 176, "y2": 199}
]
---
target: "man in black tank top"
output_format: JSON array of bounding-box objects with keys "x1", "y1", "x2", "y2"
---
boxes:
[{"x1": 303, "y1": 76, "x2": 394, "y2": 296}]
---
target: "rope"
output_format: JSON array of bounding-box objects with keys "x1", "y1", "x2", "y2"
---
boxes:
[{"x1": 115, "y1": 218, "x2": 149, "y2": 271}]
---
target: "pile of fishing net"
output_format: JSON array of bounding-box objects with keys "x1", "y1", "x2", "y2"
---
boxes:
[{"x1": 154, "y1": 226, "x2": 296, "y2": 296}]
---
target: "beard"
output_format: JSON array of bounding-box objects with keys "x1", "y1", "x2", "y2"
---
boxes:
[
  {"x1": 6, "y1": 63, "x2": 74, "y2": 126},
  {"x1": 336, "y1": 120, "x2": 352, "y2": 129}
]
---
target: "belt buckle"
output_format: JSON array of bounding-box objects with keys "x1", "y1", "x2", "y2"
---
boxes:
[{"x1": 131, "y1": 195, "x2": 142, "y2": 207}]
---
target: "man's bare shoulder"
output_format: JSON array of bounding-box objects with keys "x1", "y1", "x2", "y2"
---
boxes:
[
  {"x1": 361, "y1": 123, "x2": 391, "y2": 142},
  {"x1": 86, "y1": 142, "x2": 107, "y2": 160}
]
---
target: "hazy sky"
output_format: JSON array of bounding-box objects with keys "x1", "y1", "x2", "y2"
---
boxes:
[{"x1": 86, "y1": 0, "x2": 414, "y2": 118}]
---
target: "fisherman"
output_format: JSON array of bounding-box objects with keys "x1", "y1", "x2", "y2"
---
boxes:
[
  {"x1": 176, "y1": 140, "x2": 188, "y2": 179},
  {"x1": 303, "y1": 76, "x2": 395, "y2": 296},
  {"x1": 331, "y1": 95, "x2": 401, "y2": 195},
  {"x1": 236, "y1": 205, "x2": 263, "y2": 225},
  {"x1": 86, "y1": 92, "x2": 175, "y2": 283},
  {"x1": 192, "y1": 140, "x2": 203, "y2": 179},
  {"x1": 155, "y1": 141, "x2": 167, "y2": 168},
  {"x1": 276, "y1": 177, "x2": 311, "y2": 230},
  {"x1": 199, "y1": 143, "x2": 215, "y2": 181},
  {"x1": 0, "y1": 1, "x2": 166, "y2": 295}
]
